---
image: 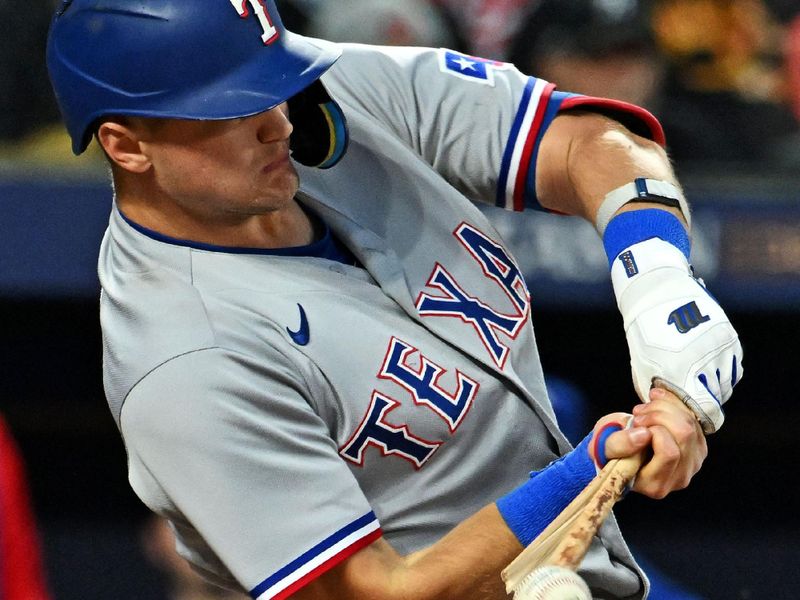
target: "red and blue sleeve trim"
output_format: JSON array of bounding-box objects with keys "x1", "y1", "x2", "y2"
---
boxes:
[
  {"x1": 250, "y1": 511, "x2": 382, "y2": 600},
  {"x1": 497, "y1": 83, "x2": 666, "y2": 213},
  {"x1": 496, "y1": 77, "x2": 557, "y2": 212}
]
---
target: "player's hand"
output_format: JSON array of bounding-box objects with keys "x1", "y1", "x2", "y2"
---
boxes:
[
  {"x1": 611, "y1": 238, "x2": 743, "y2": 434},
  {"x1": 590, "y1": 411, "x2": 650, "y2": 466},
  {"x1": 630, "y1": 388, "x2": 707, "y2": 498},
  {"x1": 600, "y1": 389, "x2": 707, "y2": 499}
]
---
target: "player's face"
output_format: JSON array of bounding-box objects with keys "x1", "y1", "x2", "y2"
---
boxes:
[{"x1": 139, "y1": 104, "x2": 299, "y2": 221}]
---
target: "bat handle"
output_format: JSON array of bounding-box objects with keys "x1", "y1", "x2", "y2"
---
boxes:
[{"x1": 547, "y1": 453, "x2": 643, "y2": 570}]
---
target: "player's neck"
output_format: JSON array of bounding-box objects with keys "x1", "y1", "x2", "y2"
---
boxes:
[{"x1": 115, "y1": 193, "x2": 318, "y2": 250}]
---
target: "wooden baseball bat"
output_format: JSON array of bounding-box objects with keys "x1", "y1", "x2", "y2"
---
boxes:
[{"x1": 501, "y1": 452, "x2": 644, "y2": 595}]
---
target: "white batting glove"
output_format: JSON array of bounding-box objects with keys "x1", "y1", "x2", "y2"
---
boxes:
[{"x1": 611, "y1": 237, "x2": 743, "y2": 434}]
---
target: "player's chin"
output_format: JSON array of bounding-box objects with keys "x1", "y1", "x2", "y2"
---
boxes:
[
  {"x1": 254, "y1": 169, "x2": 299, "y2": 204},
  {"x1": 266, "y1": 163, "x2": 300, "y2": 193}
]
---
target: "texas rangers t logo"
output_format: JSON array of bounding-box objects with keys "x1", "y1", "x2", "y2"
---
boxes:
[
  {"x1": 416, "y1": 224, "x2": 530, "y2": 369},
  {"x1": 229, "y1": 0, "x2": 278, "y2": 44}
]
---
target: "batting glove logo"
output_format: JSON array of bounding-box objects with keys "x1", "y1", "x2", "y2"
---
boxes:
[{"x1": 667, "y1": 301, "x2": 710, "y2": 334}]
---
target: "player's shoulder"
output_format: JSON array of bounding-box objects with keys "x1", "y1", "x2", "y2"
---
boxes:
[
  {"x1": 327, "y1": 42, "x2": 439, "y2": 81},
  {"x1": 326, "y1": 42, "x2": 526, "y2": 104},
  {"x1": 100, "y1": 281, "x2": 218, "y2": 424},
  {"x1": 117, "y1": 343, "x2": 319, "y2": 466},
  {"x1": 335, "y1": 41, "x2": 434, "y2": 62}
]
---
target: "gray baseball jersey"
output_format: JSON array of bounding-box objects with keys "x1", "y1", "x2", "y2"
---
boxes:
[{"x1": 100, "y1": 44, "x2": 660, "y2": 599}]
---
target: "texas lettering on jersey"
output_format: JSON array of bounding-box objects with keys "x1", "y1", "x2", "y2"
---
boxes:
[
  {"x1": 339, "y1": 337, "x2": 478, "y2": 469},
  {"x1": 341, "y1": 225, "x2": 528, "y2": 470},
  {"x1": 416, "y1": 223, "x2": 531, "y2": 369}
]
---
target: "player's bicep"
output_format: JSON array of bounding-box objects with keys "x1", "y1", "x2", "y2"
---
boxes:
[
  {"x1": 120, "y1": 347, "x2": 380, "y2": 599},
  {"x1": 535, "y1": 109, "x2": 673, "y2": 220},
  {"x1": 534, "y1": 111, "x2": 591, "y2": 215}
]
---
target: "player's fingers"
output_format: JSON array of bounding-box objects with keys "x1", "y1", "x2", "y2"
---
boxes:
[
  {"x1": 588, "y1": 412, "x2": 646, "y2": 467},
  {"x1": 631, "y1": 406, "x2": 702, "y2": 452},
  {"x1": 632, "y1": 390, "x2": 708, "y2": 467},
  {"x1": 630, "y1": 400, "x2": 707, "y2": 498},
  {"x1": 594, "y1": 412, "x2": 633, "y2": 429},
  {"x1": 632, "y1": 424, "x2": 682, "y2": 499},
  {"x1": 602, "y1": 426, "x2": 652, "y2": 462},
  {"x1": 633, "y1": 388, "x2": 697, "y2": 421}
]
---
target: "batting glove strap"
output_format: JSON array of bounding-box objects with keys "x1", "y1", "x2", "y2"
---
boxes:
[
  {"x1": 611, "y1": 238, "x2": 743, "y2": 434},
  {"x1": 596, "y1": 178, "x2": 691, "y2": 237},
  {"x1": 497, "y1": 434, "x2": 595, "y2": 547}
]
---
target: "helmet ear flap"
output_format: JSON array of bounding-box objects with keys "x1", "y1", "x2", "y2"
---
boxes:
[{"x1": 289, "y1": 80, "x2": 348, "y2": 169}]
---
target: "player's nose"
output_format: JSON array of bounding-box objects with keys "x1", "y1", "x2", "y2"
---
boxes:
[{"x1": 255, "y1": 103, "x2": 293, "y2": 144}]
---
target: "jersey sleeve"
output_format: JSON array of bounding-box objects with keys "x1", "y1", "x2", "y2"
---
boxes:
[
  {"x1": 321, "y1": 45, "x2": 664, "y2": 213},
  {"x1": 120, "y1": 347, "x2": 381, "y2": 600},
  {"x1": 498, "y1": 89, "x2": 665, "y2": 213}
]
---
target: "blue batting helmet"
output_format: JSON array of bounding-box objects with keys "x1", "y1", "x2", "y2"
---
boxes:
[{"x1": 46, "y1": 0, "x2": 344, "y2": 160}]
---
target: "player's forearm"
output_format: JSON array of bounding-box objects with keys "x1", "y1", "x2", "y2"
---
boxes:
[
  {"x1": 297, "y1": 504, "x2": 520, "y2": 600},
  {"x1": 399, "y1": 504, "x2": 522, "y2": 599},
  {"x1": 353, "y1": 435, "x2": 605, "y2": 599},
  {"x1": 539, "y1": 114, "x2": 741, "y2": 434},
  {"x1": 296, "y1": 442, "x2": 597, "y2": 600},
  {"x1": 535, "y1": 111, "x2": 686, "y2": 227},
  {"x1": 294, "y1": 426, "x2": 656, "y2": 600}
]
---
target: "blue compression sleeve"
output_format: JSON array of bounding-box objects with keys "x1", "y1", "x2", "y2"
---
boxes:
[
  {"x1": 496, "y1": 434, "x2": 595, "y2": 547},
  {"x1": 603, "y1": 209, "x2": 690, "y2": 267}
]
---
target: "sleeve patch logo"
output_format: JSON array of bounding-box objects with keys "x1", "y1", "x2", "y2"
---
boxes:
[{"x1": 438, "y1": 49, "x2": 510, "y2": 87}]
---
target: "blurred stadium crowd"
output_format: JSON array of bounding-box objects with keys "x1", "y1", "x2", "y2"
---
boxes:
[
  {"x1": 1, "y1": 1, "x2": 799, "y2": 599},
  {"x1": 2, "y1": 0, "x2": 800, "y2": 169}
]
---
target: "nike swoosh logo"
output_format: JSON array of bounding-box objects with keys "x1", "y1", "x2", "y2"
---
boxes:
[{"x1": 286, "y1": 303, "x2": 310, "y2": 346}]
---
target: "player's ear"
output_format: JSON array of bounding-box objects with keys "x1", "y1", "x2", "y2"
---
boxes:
[{"x1": 96, "y1": 120, "x2": 152, "y2": 173}]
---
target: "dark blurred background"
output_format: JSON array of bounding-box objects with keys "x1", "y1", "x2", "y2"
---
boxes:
[{"x1": 2, "y1": 0, "x2": 799, "y2": 598}]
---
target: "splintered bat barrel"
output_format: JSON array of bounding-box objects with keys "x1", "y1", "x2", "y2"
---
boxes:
[{"x1": 502, "y1": 453, "x2": 643, "y2": 599}]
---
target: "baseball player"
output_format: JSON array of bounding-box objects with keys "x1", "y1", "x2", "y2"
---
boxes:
[{"x1": 46, "y1": 1, "x2": 742, "y2": 599}]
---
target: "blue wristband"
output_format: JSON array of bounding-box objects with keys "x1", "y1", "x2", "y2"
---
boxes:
[
  {"x1": 496, "y1": 434, "x2": 595, "y2": 547},
  {"x1": 603, "y1": 209, "x2": 690, "y2": 268}
]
